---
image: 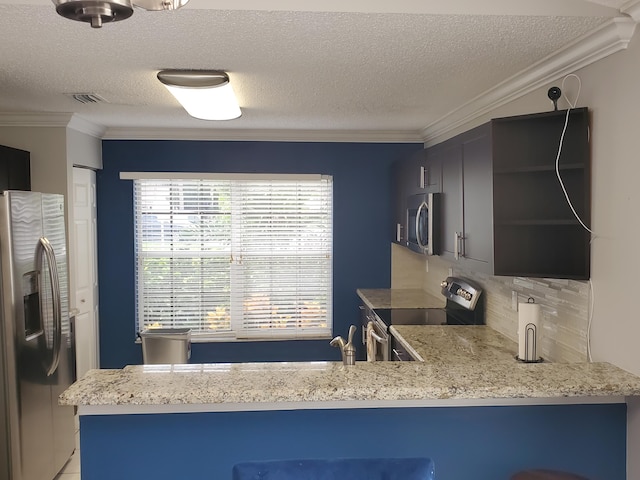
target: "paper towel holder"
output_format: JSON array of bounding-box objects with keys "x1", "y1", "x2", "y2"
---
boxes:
[
  {"x1": 516, "y1": 298, "x2": 544, "y2": 363},
  {"x1": 515, "y1": 354, "x2": 544, "y2": 363}
]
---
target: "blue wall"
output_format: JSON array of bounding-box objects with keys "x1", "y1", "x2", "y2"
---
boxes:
[
  {"x1": 98, "y1": 140, "x2": 420, "y2": 367},
  {"x1": 80, "y1": 403, "x2": 627, "y2": 480}
]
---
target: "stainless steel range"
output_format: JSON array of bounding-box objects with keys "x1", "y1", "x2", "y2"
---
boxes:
[{"x1": 363, "y1": 276, "x2": 484, "y2": 361}]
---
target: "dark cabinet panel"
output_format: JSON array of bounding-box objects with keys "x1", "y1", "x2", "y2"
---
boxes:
[
  {"x1": 461, "y1": 125, "x2": 492, "y2": 268},
  {"x1": 391, "y1": 157, "x2": 409, "y2": 245},
  {"x1": 437, "y1": 124, "x2": 492, "y2": 271},
  {"x1": 0, "y1": 144, "x2": 30, "y2": 191},
  {"x1": 422, "y1": 152, "x2": 442, "y2": 194},
  {"x1": 439, "y1": 142, "x2": 462, "y2": 258},
  {"x1": 404, "y1": 149, "x2": 428, "y2": 195}
]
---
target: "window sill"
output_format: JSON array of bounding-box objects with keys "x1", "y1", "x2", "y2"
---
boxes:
[{"x1": 135, "y1": 335, "x2": 332, "y2": 344}]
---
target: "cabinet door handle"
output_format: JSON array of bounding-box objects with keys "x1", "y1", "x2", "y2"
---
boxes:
[
  {"x1": 454, "y1": 232, "x2": 465, "y2": 260},
  {"x1": 420, "y1": 166, "x2": 426, "y2": 189},
  {"x1": 396, "y1": 223, "x2": 403, "y2": 242}
]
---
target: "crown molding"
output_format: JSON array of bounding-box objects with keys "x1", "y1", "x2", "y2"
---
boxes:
[
  {"x1": 0, "y1": 112, "x2": 105, "y2": 138},
  {"x1": 0, "y1": 112, "x2": 74, "y2": 128},
  {"x1": 421, "y1": 17, "x2": 638, "y2": 146},
  {"x1": 621, "y1": 0, "x2": 640, "y2": 22},
  {"x1": 102, "y1": 127, "x2": 424, "y2": 143}
]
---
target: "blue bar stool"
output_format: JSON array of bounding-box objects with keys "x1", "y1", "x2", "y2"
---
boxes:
[
  {"x1": 511, "y1": 470, "x2": 589, "y2": 480},
  {"x1": 232, "y1": 457, "x2": 436, "y2": 480}
]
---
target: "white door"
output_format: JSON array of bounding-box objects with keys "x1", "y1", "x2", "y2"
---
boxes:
[{"x1": 71, "y1": 167, "x2": 100, "y2": 378}]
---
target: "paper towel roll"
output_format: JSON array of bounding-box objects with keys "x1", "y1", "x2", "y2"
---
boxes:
[{"x1": 518, "y1": 301, "x2": 541, "y2": 362}]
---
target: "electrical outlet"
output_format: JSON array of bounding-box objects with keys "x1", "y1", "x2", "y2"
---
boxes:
[
  {"x1": 448, "y1": 267, "x2": 453, "y2": 277},
  {"x1": 512, "y1": 291, "x2": 519, "y2": 311}
]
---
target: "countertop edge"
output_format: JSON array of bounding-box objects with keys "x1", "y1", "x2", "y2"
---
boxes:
[
  {"x1": 60, "y1": 360, "x2": 640, "y2": 412},
  {"x1": 356, "y1": 288, "x2": 445, "y2": 310},
  {"x1": 76, "y1": 395, "x2": 629, "y2": 416}
]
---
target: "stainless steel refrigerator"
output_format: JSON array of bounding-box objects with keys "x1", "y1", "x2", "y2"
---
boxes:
[{"x1": 0, "y1": 191, "x2": 76, "y2": 480}]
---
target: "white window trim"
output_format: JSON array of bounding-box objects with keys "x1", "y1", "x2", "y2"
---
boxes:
[
  {"x1": 125, "y1": 172, "x2": 334, "y2": 342},
  {"x1": 121, "y1": 172, "x2": 328, "y2": 181}
]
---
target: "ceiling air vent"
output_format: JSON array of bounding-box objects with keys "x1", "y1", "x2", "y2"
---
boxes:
[{"x1": 67, "y1": 93, "x2": 109, "y2": 104}]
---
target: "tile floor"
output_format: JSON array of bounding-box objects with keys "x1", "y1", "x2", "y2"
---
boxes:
[
  {"x1": 54, "y1": 418, "x2": 81, "y2": 480},
  {"x1": 55, "y1": 449, "x2": 80, "y2": 480}
]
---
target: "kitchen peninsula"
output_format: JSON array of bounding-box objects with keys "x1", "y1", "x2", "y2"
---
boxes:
[{"x1": 62, "y1": 348, "x2": 640, "y2": 480}]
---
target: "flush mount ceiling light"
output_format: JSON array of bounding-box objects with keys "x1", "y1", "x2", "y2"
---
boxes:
[
  {"x1": 52, "y1": 0, "x2": 189, "y2": 28},
  {"x1": 157, "y1": 70, "x2": 242, "y2": 121}
]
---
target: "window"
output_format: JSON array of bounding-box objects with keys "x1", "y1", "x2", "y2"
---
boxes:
[{"x1": 123, "y1": 173, "x2": 333, "y2": 341}]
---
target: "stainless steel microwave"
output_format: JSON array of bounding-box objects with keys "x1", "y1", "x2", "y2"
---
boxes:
[{"x1": 406, "y1": 193, "x2": 441, "y2": 255}]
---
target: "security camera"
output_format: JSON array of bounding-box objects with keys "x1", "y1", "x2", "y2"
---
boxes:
[{"x1": 548, "y1": 87, "x2": 561, "y2": 111}]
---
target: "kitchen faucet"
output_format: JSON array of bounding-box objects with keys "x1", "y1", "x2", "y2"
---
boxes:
[{"x1": 330, "y1": 325, "x2": 356, "y2": 366}]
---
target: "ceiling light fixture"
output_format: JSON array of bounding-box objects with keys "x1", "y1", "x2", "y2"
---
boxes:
[
  {"x1": 52, "y1": 0, "x2": 189, "y2": 28},
  {"x1": 157, "y1": 70, "x2": 242, "y2": 121},
  {"x1": 53, "y1": 0, "x2": 133, "y2": 28}
]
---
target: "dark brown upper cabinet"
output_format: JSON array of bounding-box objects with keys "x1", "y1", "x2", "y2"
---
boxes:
[
  {"x1": 0, "y1": 144, "x2": 31, "y2": 192},
  {"x1": 429, "y1": 107, "x2": 590, "y2": 280}
]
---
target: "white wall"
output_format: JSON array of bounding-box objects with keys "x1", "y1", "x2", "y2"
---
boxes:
[
  {"x1": 0, "y1": 123, "x2": 102, "y2": 192},
  {"x1": 0, "y1": 126, "x2": 68, "y2": 195},
  {"x1": 67, "y1": 127, "x2": 102, "y2": 171}
]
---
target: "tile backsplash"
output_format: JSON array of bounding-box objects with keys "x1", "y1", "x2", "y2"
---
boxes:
[{"x1": 391, "y1": 244, "x2": 589, "y2": 363}]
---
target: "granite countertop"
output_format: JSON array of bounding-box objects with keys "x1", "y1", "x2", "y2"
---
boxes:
[
  {"x1": 356, "y1": 288, "x2": 445, "y2": 310},
  {"x1": 60, "y1": 360, "x2": 640, "y2": 410},
  {"x1": 390, "y1": 325, "x2": 519, "y2": 364},
  {"x1": 60, "y1": 290, "x2": 640, "y2": 412}
]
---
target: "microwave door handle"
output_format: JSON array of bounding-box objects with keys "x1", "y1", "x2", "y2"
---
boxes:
[
  {"x1": 37, "y1": 237, "x2": 62, "y2": 376},
  {"x1": 415, "y1": 201, "x2": 426, "y2": 249}
]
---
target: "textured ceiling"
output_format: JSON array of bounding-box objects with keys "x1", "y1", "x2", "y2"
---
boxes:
[{"x1": 0, "y1": 2, "x2": 626, "y2": 136}]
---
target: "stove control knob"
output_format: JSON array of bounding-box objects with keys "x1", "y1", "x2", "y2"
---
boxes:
[
  {"x1": 457, "y1": 289, "x2": 472, "y2": 301},
  {"x1": 441, "y1": 280, "x2": 448, "y2": 288}
]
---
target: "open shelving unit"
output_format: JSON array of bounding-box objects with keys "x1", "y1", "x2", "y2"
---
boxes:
[{"x1": 491, "y1": 107, "x2": 591, "y2": 279}]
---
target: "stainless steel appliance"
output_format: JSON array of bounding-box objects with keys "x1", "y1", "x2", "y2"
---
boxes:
[
  {"x1": 406, "y1": 193, "x2": 441, "y2": 255},
  {"x1": 363, "y1": 276, "x2": 483, "y2": 362},
  {"x1": 0, "y1": 191, "x2": 76, "y2": 480}
]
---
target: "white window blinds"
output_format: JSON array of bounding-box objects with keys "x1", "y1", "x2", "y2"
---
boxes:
[{"x1": 130, "y1": 174, "x2": 333, "y2": 341}]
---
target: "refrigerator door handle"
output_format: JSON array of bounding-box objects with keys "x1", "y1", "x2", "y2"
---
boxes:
[{"x1": 37, "y1": 237, "x2": 62, "y2": 376}]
